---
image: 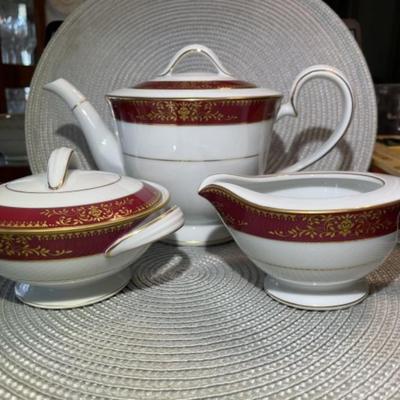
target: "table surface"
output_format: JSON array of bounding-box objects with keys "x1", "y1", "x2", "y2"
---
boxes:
[{"x1": 0, "y1": 242, "x2": 399, "y2": 399}]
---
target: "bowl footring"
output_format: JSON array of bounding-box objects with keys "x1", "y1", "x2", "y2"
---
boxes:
[
  {"x1": 162, "y1": 222, "x2": 232, "y2": 246},
  {"x1": 14, "y1": 267, "x2": 132, "y2": 309},
  {"x1": 264, "y1": 276, "x2": 369, "y2": 310}
]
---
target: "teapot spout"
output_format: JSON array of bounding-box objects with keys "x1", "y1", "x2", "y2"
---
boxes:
[{"x1": 44, "y1": 78, "x2": 125, "y2": 175}]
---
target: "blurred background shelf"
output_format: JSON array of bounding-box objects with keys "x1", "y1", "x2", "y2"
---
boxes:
[
  {"x1": 2, "y1": 0, "x2": 400, "y2": 182},
  {"x1": 0, "y1": 0, "x2": 84, "y2": 181}
]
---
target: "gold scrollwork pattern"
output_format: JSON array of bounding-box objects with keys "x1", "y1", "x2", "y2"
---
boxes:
[
  {"x1": 40, "y1": 197, "x2": 140, "y2": 226},
  {"x1": 200, "y1": 186, "x2": 400, "y2": 241},
  {"x1": 0, "y1": 235, "x2": 72, "y2": 258},
  {"x1": 46, "y1": 197, "x2": 156, "y2": 227},
  {"x1": 134, "y1": 100, "x2": 239, "y2": 123},
  {"x1": 0, "y1": 221, "x2": 133, "y2": 259},
  {"x1": 0, "y1": 189, "x2": 160, "y2": 230},
  {"x1": 212, "y1": 201, "x2": 248, "y2": 227},
  {"x1": 0, "y1": 220, "x2": 50, "y2": 229},
  {"x1": 268, "y1": 210, "x2": 395, "y2": 240}
]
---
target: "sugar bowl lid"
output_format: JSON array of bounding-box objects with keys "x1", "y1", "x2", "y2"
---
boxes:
[
  {"x1": 0, "y1": 147, "x2": 168, "y2": 232},
  {"x1": 108, "y1": 44, "x2": 281, "y2": 99}
]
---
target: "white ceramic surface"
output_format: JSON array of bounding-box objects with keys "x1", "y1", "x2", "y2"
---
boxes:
[
  {"x1": 199, "y1": 172, "x2": 400, "y2": 309},
  {"x1": 14, "y1": 259, "x2": 135, "y2": 309},
  {"x1": 43, "y1": 44, "x2": 354, "y2": 245},
  {"x1": 2, "y1": 146, "x2": 145, "y2": 207}
]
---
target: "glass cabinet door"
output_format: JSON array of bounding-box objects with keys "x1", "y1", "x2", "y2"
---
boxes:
[{"x1": 0, "y1": 0, "x2": 44, "y2": 169}]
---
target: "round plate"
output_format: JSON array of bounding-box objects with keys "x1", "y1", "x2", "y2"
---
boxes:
[{"x1": 26, "y1": 0, "x2": 376, "y2": 173}]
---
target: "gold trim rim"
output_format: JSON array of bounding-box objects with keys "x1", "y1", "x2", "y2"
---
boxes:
[
  {"x1": 0, "y1": 193, "x2": 169, "y2": 235},
  {"x1": 107, "y1": 95, "x2": 282, "y2": 101},
  {"x1": 123, "y1": 152, "x2": 258, "y2": 163},
  {"x1": 6, "y1": 175, "x2": 122, "y2": 194},
  {"x1": 201, "y1": 183, "x2": 400, "y2": 214}
]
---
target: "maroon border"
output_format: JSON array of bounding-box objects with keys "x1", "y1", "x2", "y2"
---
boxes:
[
  {"x1": 199, "y1": 186, "x2": 400, "y2": 242},
  {"x1": 0, "y1": 184, "x2": 159, "y2": 229},
  {"x1": 111, "y1": 98, "x2": 280, "y2": 125},
  {"x1": 0, "y1": 219, "x2": 142, "y2": 260},
  {"x1": 133, "y1": 80, "x2": 257, "y2": 90}
]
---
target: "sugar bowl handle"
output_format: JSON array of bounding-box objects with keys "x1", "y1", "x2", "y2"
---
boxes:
[
  {"x1": 105, "y1": 206, "x2": 184, "y2": 257},
  {"x1": 47, "y1": 147, "x2": 80, "y2": 190},
  {"x1": 276, "y1": 65, "x2": 354, "y2": 173},
  {"x1": 159, "y1": 44, "x2": 232, "y2": 78}
]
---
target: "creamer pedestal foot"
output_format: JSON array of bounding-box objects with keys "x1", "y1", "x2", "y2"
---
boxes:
[
  {"x1": 264, "y1": 276, "x2": 369, "y2": 310},
  {"x1": 163, "y1": 223, "x2": 232, "y2": 246},
  {"x1": 15, "y1": 268, "x2": 132, "y2": 309}
]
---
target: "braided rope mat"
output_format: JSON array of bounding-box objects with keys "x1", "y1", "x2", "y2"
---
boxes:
[
  {"x1": 0, "y1": 243, "x2": 399, "y2": 399},
  {"x1": 26, "y1": 0, "x2": 376, "y2": 174}
]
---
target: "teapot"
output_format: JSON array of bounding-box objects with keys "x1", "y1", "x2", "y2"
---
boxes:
[{"x1": 44, "y1": 44, "x2": 353, "y2": 246}]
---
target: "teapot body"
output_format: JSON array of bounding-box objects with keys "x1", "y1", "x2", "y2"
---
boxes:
[{"x1": 110, "y1": 95, "x2": 281, "y2": 245}]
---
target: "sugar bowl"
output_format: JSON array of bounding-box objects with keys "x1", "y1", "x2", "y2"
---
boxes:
[{"x1": 0, "y1": 147, "x2": 183, "y2": 308}]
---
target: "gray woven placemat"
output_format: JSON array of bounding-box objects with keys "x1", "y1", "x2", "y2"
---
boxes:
[
  {"x1": 0, "y1": 242, "x2": 399, "y2": 399},
  {"x1": 26, "y1": 0, "x2": 376, "y2": 174}
]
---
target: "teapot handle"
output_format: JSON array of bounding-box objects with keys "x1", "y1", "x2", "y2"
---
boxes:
[
  {"x1": 47, "y1": 147, "x2": 80, "y2": 190},
  {"x1": 158, "y1": 44, "x2": 232, "y2": 78},
  {"x1": 275, "y1": 65, "x2": 354, "y2": 173}
]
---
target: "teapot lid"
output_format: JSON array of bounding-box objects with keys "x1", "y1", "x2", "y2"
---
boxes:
[
  {"x1": 108, "y1": 44, "x2": 281, "y2": 99},
  {"x1": 0, "y1": 148, "x2": 168, "y2": 232}
]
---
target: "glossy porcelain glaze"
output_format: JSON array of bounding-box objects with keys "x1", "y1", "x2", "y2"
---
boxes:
[
  {"x1": 199, "y1": 172, "x2": 400, "y2": 309},
  {"x1": 0, "y1": 147, "x2": 184, "y2": 308},
  {"x1": 44, "y1": 44, "x2": 354, "y2": 245}
]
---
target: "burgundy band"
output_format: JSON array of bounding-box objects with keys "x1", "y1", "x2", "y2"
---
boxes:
[
  {"x1": 0, "y1": 183, "x2": 159, "y2": 230},
  {"x1": 199, "y1": 186, "x2": 400, "y2": 242},
  {"x1": 0, "y1": 220, "x2": 140, "y2": 260},
  {"x1": 111, "y1": 98, "x2": 279, "y2": 125},
  {"x1": 133, "y1": 80, "x2": 257, "y2": 90}
]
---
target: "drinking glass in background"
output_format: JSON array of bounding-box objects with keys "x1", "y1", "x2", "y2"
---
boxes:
[
  {"x1": 375, "y1": 84, "x2": 400, "y2": 135},
  {"x1": 5, "y1": 87, "x2": 30, "y2": 114},
  {"x1": 0, "y1": 0, "x2": 36, "y2": 66}
]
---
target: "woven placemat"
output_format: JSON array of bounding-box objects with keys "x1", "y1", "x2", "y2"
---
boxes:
[
  {"x1": 26, "y1": 0, "x2": 376, "y2": 174},
  {"x1": 0, "y1": 242, "x2": 399, "y2": 399}
]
